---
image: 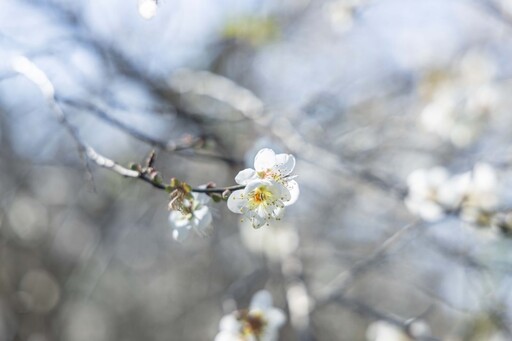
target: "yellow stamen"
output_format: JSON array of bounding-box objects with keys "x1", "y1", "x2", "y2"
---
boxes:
[
  {"x1": 237, "y1": 310, "x2": 267, "y2": 337},
  {"x1": 250, "y1": 186, "x2": 273, "y2": 206}
]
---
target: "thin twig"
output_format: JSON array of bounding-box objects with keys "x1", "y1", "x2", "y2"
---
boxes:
[
  {"x1": 315, "y1": 220, "x2": 422, "y2": 308},
  {"x1": 58, "y1": 97, "x2": 203, "y2": 152},
  {"x1": 12, "y1": 56, "x2": 242, "y2": 195},
  {"x1": 333, "y1": 295, "x2": 439, "y2": 341}
]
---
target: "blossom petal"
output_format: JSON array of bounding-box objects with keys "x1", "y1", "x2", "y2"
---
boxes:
[
  {"x1": 437, "y1": 174, "x2": 469, "y2": 209},
  {"x1": 257, "y1": 204, "x2": 269, "y2": 219},
  {"x1": 267, "y1": 308, "x2": 286, "y2": 328},
  {"x1": 193, "y1": 206, "x2": 213, "y2": 236},
  {"x1": 244, "y1": 179, "x2": 272, "y2": 194},
  {"x1": 473, "y1": 163, "x2": 497, "y2": 191},
  {"x1": 405, "y1": 197, "x2": 445, "y2": 221},
  {"x1": 426, "y1": 167, "x2": 450, "y2": 187},
  {"x1": 219, "y1": 314, "x2": 240, "y2": 333},
  {"x1": 235, "y1": 168, "x2": 257, "y2": 185},
  {"x1": 227, "y1": 190, "x2": 246, "y2": 214},
  {"x1": 284, "y1": 180, "x2": 299, "y2": 206},
  {"x1": 250, "y1": 290, "x2": 273, "y2": 310},
  {"x1": 273, "y1": 206, "x2": 285, "y2": 219},
  {"x1": 214, "y1": 331, "x2": 240, "y2": 341},
  {"x1": 275, "y1": 153, "x2": 295, "y2": 176},
  {"x1": 254, "y1": 148, "x2": 276, "y2": 171},
  {"x1": 251, "y1": 214, "x2": 266, "y2": 228},
  {"x1": 193, "y1": 190, "x2": 211, "y2": 205},
  {"x1": 169, "y1": 211, "x2": 189, "y2": 228},
  {"x1": 172, "y1": 224, "x2": 191, "y2": 242},
  {"x1": 271, "y1": 181, "x2": 291, "y2": 203},
  {"x1": 194, "y1": 205, "x2": 210, "y2": 221}
]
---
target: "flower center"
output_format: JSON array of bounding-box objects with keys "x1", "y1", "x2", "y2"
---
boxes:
[
  {"x1": 258, "y1": 170, "x2": 281, "y2": 181},
  {"x1": 257, "y1": 170, "x2": 267, "y2": 178},
  {"x1": 238, "y1": 310, "x2": 267, "y2": 337},
  {"x1": 250, "y1": 186, "x2": 273, "y2": 206}
]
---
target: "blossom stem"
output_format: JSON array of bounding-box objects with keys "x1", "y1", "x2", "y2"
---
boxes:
[{"x1": 191, "y1": 184, "x2": 245, "y2": 194}]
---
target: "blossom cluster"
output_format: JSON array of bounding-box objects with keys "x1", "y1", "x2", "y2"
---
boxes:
[
  {"x1": 405, "y1": 163, "x2": 509, "y2": 231},
  {"x1": 418, "y1": 51, "x2": 499, "y2": 147},
  {"x1": 215, "y1": 290, "x2": 286, "y2": 341},
  {"x1": 227, "y1": 148, "x2": 299, "y2": 228},
  {"x1": 168, "y1": 191, "x2": 213, "y2": 242},
  {"x1": 168, "y1": 148, "x2": 299, "y2": 241}
]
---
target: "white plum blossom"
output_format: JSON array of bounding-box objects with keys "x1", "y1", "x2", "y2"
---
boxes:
[
  {"x1": 404, "y1": 167, "x2": 461, "y2": 221},
  {"x1": 228, "y1": 148, "x2": 299, "y2": 228},
  {"x1": 366, "y1": 321, "x2": 411, "y2": 341},
  {"x1": 418, "y1": 51, "x2": 499, "y2": 147},
  {"x1": 460, "y1": 163, "x2": 499, "y2": 210},
  {"x1": 458, "y1": 163, "x2": 500, "y2": 226},
  {"x1": 235, "y1": 148, "x2": 299, "y2": 206},
  {"x1": 138, "y1": 0, "x2": 158, "y2": 19},
  {"x1": 243, "y1": 138, "x2": 282, "y2": 168},
  {"x1": 366, "y1": 320, "x2": 431, "y2": 341},
  {"x1": 169, "y1": 192, "x2": 212, "y2": 242},
  {"x1": 215, "y1": 290, "x2": 286, "y2": 341},
  {"x1": 405, "y1": 163, "x2": 502, "y2": 227},
  {"x1": 228, "y1": 179, "x2": 290, "y2": 228}
]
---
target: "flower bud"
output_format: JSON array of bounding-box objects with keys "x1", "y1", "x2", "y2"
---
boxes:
[{"x1": 222, "y1": 189, "x2": 231, "y2": 199}]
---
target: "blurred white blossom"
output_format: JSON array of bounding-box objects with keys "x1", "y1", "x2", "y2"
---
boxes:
[
  {"x1": 215, "y1": 290, "x2": 286, "y2": 341},
  {"x1": 169, "y1": 192, "x2": 212, "y2": 242},
  {"x1": 366, "y1": 320, "x2": 430, "y2": 341},
  {"x1": 418, "y1": 51, "x2": 499, "y2": 147},
  {"x1": 405, "y1": 167, "x2": 457, "y2": 221},
  {"x1": 239, "y1": 220, "x2": 299, "y2": 262},
  {"x1": 323, "y1": 0, "x2": 362, "y2": 33},
  {"x1": 405, "y1": 163, "x2": 502, "y2": 227},
  {"x1": 138, "y1": 0, "x2": 158, "y2": 19},
  {"x1": 420, "y1": 96, "x2": 456, "y2": 140},
  {"x1": 459, "y1": 163, "x2": 500, "y2": 226},
  {"x1": 366, "y1": 321, "x2": 411, "y2": 341}
]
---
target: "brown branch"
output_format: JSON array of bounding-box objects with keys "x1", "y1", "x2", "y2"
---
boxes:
[
  {"x1": 20, "y1": 0, "x2": 245, "y2": 169},
  {"x1": 12, "y1": 56, "x2": 243, "y2": 195},
  {"x1": 57, "y1": 97, "x2": 203, "y2": 152}
]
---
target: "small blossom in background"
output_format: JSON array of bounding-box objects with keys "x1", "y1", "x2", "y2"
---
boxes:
[
  {"x1": 418, "y1": 51, "x2": 499, "y2": 147},
  {"x1": 366, "y1": 320, "x2": 431, "y2": 341},
  {"x1": 458, "y1": 163, "x2": 499, "y2": 227},
  {"x1": 405, "y1": 163, "x2": 503, "y2": 228},
  {"x1": 228, "y1": 148, "x2": 299, "y2": 228},
  {"x1": 138, "y1": 0, "x2": 158, "y2": 19},
  {"x1": 323, "y1": 0, "x2": 363, "y2": 34},
  {"x1": 215, "y1": 290, "x2": 286, "y2": 341},
  {"x1": 366, "y1": 321, "x2": 411, "y2": 341},
  {"x1": 239, "y1": 219, "x2": 299, "y2": 262},
  {"x1": 169, "y1": 192, "x2": 212, "y2": 242},
  {"x1": 404, "y1": 167, "x2": 456, "y2": 221}
]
